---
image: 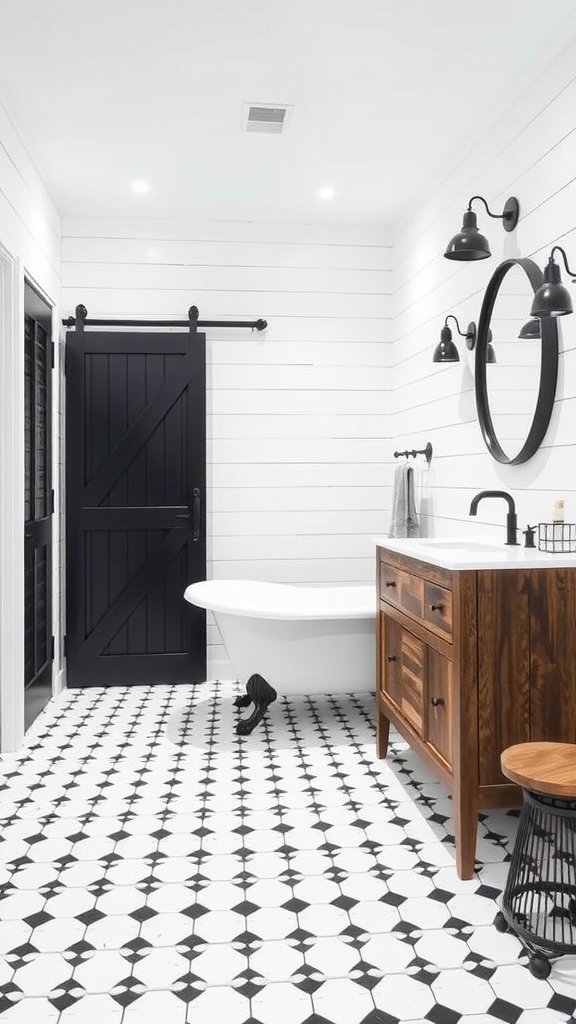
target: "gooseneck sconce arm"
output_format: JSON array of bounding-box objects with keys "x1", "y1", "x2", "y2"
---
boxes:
[
  {"x1": 444, "y1": 194, "x2": 520, "y2": 261},
  {"x1": 467, "y1": 195, "x2": 520, "y2": 229},
  {"x1": 432, "y1": 315, "x2": 476, "y2": 363},
  {"x1": 531, "y1": 245, "x2": 576, "y2": 318}
]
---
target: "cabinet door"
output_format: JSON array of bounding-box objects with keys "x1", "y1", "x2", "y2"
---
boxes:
[
  {"x1": 383, "y1": 617, "x2": 425, "y2": 735},
  {"x1": 426, "y1": 648, "x2": 453, "y2": 767}
]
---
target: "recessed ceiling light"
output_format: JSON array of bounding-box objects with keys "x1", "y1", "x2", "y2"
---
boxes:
[
  {"x1": 319, "y1": 186, "x2": 336, "y2": 201},
  {"x1": 131, "y1": 179, "x2": 150, "y2": 194}
]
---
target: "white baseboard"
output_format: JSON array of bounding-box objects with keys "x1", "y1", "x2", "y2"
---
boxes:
[
  {"x1": 54, "y1": 666, "x2": 67, "y2": 696},
  {"x1": 207, "y1": 655, "x2": 234, "y2": 680}
]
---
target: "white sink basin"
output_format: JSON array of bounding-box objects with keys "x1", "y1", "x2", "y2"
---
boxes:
[{"x1": 418, "y1": 539, "x2": 506, "y2": 552}]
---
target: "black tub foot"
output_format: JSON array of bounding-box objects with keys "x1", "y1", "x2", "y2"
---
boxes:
[{"x1": 235, "y1": 673, "x2": 277, "y2": 736}]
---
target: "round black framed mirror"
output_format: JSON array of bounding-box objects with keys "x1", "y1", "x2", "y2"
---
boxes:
[{"x1": 475, "y1": 257, "x2": 559, "y2": 465}]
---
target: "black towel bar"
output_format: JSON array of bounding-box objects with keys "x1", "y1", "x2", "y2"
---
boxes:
[{"x1": 393, "y1": 442, "x2": 433, "y2": 464}]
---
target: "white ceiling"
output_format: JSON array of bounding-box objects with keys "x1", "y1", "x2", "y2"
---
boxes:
[{"x1": 1, "y1": 0, "x2": 575, "y2": 224}]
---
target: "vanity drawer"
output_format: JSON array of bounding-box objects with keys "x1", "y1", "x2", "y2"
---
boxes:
[
  {"x1": 423, "y1": 581, "x2": 453, "y2": 639},
  {"x1": 380, "y1": 560, "x2": 423, "y2": 619}
]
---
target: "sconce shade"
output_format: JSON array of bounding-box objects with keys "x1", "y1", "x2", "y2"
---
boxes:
[
  {"x1": 444, "y1": 209, "x2": 491, "y2": 261},
  {"x1": 530, "y1": 261, "x2": 573, "y2": 317},
  {"x1": 518, "y1": 319, "x2": 541, "y2": 339},
  {"x1": 484, "y1": 328, "x2": 496, "y2": 364},
  {"x1": 433, "y1": 325, "x2": 460, "y2": 362}
]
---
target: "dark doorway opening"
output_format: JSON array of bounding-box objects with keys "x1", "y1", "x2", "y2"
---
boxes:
[
  {"x1": 24, "y1": 281, "x2": 53, "y2": 729},
  {"x1": 66, "y1": 329, "x2": 206, "y2": 687}
]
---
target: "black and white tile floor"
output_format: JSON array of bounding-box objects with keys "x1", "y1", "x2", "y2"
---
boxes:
[{"x1": 1, "y1": 680, "x2": 576, "y2": 1024}]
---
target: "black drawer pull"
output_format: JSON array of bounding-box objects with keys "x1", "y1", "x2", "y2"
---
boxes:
[
  {"x1": 430, "y1": 697, "x2": 444, "y2": 707},
  {"x1": 386, "y1": 655, "x2": 397, "y2": 663},
  {"x1": 385, "y1": 580, "x2": 397, "y2": 588},
  {"x1": 430, "y1": 603, "x2": 443, "y2": 612}
]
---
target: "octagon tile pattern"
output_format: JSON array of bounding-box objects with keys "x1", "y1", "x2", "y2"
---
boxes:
[{"x1": 0, "y1": 680, "x2": 574, "y2": 1023}]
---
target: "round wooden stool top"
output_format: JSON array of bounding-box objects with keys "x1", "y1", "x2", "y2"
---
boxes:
[{"x1": 501, "y1": 742, "x2": 576, "y2": 798}]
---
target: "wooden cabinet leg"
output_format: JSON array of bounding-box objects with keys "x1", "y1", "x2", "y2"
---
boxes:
[
  {"x1": 376, "y1": 703, "x2": 390, "y2": 758},
  {"x1": 454, "y1": 788, "x2": 478, "y2": 880}
]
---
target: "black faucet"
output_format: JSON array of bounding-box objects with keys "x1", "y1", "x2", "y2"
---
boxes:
[{"x1": 469, "y1": 490, "x2": 519, "y2": 546}]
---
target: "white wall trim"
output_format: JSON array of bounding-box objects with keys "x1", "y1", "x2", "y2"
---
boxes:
[
  {"x1": 0, "y1": 241, "x2": 24, "y2": 752},
  {"x1": 54, "y1": 667, "x2": 66, "y2": 696}
]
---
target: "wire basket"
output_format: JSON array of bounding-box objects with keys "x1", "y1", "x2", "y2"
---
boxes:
[{"x1": 538, "y1": 522, "x2": 576, "y2": 553}]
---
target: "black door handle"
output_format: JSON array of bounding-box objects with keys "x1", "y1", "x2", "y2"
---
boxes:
[{"x1": 192, "y1": 488, "x2": 201, "y2": 542}]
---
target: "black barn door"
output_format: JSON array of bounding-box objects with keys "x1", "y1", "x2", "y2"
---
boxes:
[
  {"x1": 24, "y1": 284, "x2": 53, "y2": 726},
  {"x1": 66, "y1": 330, "x2": 206, "y2": 687}
]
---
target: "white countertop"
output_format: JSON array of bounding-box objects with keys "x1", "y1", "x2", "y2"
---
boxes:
[{"x1": 372, "y1": 536, "x2": 576, "y2": 570}]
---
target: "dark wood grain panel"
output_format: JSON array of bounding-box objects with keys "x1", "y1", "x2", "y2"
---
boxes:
[
  {"x1": 376, "y1": 570, "x2": 390, "y2": 758},
  {"x1": 379, "y1": 562, "x2": 401, "y2": 602},
  {"x1": 426, "y1": 647, "x2": 453, "y2": 767},
  {"x1": 529, "y1": 568, "x2": 576, "y2": 743},
  {"x1": 379, "y1": 560, "x2": 423, "y2": 618},
  {"x1": 382, "y1": 616, "x2": 403, "y2": 707},
  {"x1": 451, "y1": 570, "x2": 479, "y2": 879},
  {"x1": 382, "y1": 615, "x2": 426, "y2": 735},
  {"x1": 399, "y1": 627, "x2": 426, "y2": 734},
  {"x1": 378, "y1": 546, "x2": 453, "y2": 589},
  {"x1": 477, "y1": 569, "x2": 531, "y2": 787},
  {"x1": 423, "y1": 581, "x2": 453, "y2": 640}
]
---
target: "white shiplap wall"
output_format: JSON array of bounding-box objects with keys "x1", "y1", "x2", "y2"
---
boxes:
[
  {"x1": 0, "y1": 98, "x2": 62, "y2": 746},
  {"x1": 391, "y1": 34, "x2": 576, "y2": 541},
  {"x1": 61, "y1": 218, "x2": 392, "y2": 674}
]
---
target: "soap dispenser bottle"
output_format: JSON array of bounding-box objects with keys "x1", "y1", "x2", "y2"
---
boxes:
[{"x1": 553, "y1": 500, "x2": 565, "y2": 543}]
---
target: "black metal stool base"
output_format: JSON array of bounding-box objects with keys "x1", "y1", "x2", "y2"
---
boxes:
[{"x1": 497, "y1": 788, "x2": 576, "y2": 978}]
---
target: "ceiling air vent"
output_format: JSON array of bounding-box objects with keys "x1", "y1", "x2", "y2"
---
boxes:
[{"x1": 244, "y1": 104, "x2": 291, "y2": 134}]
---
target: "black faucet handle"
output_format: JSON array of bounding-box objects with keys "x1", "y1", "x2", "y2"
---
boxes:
[{"x1": 523, "y1": 525, "x2": 537, "y2": 549}]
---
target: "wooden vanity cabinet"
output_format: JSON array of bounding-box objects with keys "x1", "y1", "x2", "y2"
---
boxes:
[{"x1": 376, "y1": 546, "x2": 576, "y2": 879}]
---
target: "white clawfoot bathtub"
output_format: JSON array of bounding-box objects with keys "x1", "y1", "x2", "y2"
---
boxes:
[{"x1": 184, "y1": 580, "x2": 376, "y2": 695}]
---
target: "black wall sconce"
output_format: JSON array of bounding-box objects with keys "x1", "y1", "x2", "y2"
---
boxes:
[
  {"x1": 518, "y1": 319, "x2": 541, "y2": 339},
  {"x1": 433, "y1": 315, "x2": 476, "y2": 363},
  {"x1": 444, "y1": 195, "x2": 520, "y2": 261},
  {"x1": 433, "y1": 315, "x2": 496, "y2": 364},
  {"x1": 530, "y1": 246, "x2": 576, "y2": 317}
]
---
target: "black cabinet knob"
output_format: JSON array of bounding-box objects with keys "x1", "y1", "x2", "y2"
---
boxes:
[
  {"x1": 385, "y1": 580, "x2": 396, "y2": 588},
  {"x1": 430, "y1": 604, "x2": 443, "y2": 612},
  {"x1": 386, "y1": 655, "x2": 397, "y2": 663},
  {"x1": 430, "y1": 697, "x2": 444, "y2": 707}
]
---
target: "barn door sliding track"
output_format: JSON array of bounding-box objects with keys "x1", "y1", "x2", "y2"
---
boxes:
[{"x1": 62, "y1": 304, "x2": 268, "y2": 332}]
